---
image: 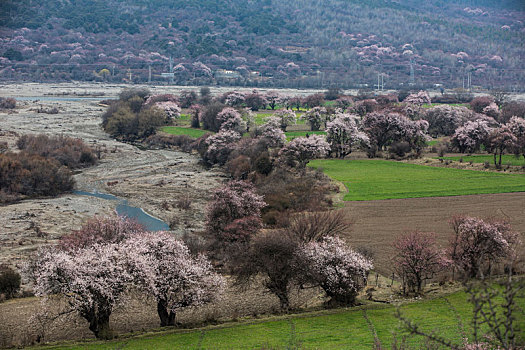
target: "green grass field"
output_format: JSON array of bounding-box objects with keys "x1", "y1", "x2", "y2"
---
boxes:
[
  {"x1": 39, "y1": 290, "x2": 525, "y2": 349},
  {"x1": 439, "y1": 155, "x2": 525, "y2": 166},
  {"x1": 308, "y1": 159, "x2": 525, "y2": 201},
  {"x1": 285, "y1": 130, "x2": 326, "y2": 141},
  {"x1": 160, "y1": 126, "x2": 211, "y2": 138},
  {"x1": 255, "y1": 111, "x2": 306, "y2": 125}
]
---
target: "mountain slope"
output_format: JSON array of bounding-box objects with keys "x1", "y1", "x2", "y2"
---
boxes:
[{"x1": 0, "y1": 0, "x2": 523, "y2": 88}]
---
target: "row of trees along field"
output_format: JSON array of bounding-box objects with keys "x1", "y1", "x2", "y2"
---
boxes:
[{"x1": 104, "y1": 87, "x2": 525, "y2": 169}]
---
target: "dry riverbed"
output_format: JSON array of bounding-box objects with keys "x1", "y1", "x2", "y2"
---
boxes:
[{"x1": 0, "y1": 83, "x2": 227, "y2": 269}]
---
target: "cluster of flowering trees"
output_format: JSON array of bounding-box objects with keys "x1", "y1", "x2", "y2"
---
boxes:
[
  {"x1": 30, "y1": 216, "x2": 224, "y2": 339},
  {"x1": 392, "y1": 216, "x2": 520, "y2": 296},
  {"x1": 451, "y1": 115, "x2": 525, "y2": 167}
]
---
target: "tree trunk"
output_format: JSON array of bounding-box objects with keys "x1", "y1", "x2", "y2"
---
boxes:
[
  {"x1": 88, "y1": 312, "x2": 113, "y2": 339},
  {"x1": 157, "y1": 300, "x2": 176, "y2": 327}
]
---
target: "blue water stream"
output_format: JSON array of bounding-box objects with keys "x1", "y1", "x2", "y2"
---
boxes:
[{"x1": 74, "y1": 190, "x2": 170, "y2": 231}]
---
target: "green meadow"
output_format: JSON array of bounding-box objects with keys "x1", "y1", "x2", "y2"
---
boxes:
[
  {"x1": 308, "y1": 159, "x2": 525, "y2": 201},
  {"x1": 39, "y1": 289, "x2": 525, "y2": 349}
]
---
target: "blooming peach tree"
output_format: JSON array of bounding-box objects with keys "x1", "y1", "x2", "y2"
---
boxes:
[
  {"x1": 278, "y1": 134, "x2": 330, "y2": 168},
  {"x1": 32, "y1": 243, "x2": 134, "y2": 339},
  {"x1": 299, "y1": 236, "x2": 373, "y2": 305},
  {"x1": 206, "y1": 180, "x2": 266, "y2": 242},
  {"x1": 326, "y1": 113, "x2": 369, "y2": 158},
  {"x1": 273, "y1": 109, "x2": 297, "y2": 131},
  {"x1": 124, "y1": 231, "x2": 224, "y2": 326},
  {"x1": 449, "y1": 216, "x2": 520, "y2": 278}
]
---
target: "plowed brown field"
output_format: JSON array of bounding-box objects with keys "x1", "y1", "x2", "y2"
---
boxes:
[{"x1": 341, "y1": 192, "x2": 525, "y2": 275}]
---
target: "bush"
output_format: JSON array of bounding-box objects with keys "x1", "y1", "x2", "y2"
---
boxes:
[
  {"x1": 0, "y1": 97, "x2": 16, "y2": 109},
  {"x1": 0, "y1": 265, "x2": 21, "y2": 299},
  {"x1": 201, "y1": 102, "x2": 226, "y2": 132},
  {"x1": 389, "y1": 141, "x2": 412, "y2": 158},
  {"x1": 17, "y1": 134, "x2": 97, "y2": 169},
  {"x1": 118, "y1": 87, "x2": 150, "y2": 101},
  {"x1": 501, "y1": 101, "x2": 525, "y2": 123},
  {"x1": 470, "y1": 96, "x2": 494, "y2": 113},
  {"x1": 0, "y1": 152, "x2": 74, "y2": 202},
  {"x1": 103, "y1": 105, "x2": 168, "y2": 140}
]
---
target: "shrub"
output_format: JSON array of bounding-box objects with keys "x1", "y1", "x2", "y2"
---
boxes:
[
  {"x1": 59, "y1": 215, "x2": 145, "y2": 251},
  {"x1": 303, "y1": 93, "x2": 325, "y2": 108},
  {"x1": 388, "y1": 141, "x2": 412, "y2": 158},
  {"x1": 501, "y1": 101, "x2": 525, "y2": 123},
  {"x1": 288, "y1": 210, "x2": 349, "y2": 243},
  {"x1": 0, "y1": 152, "x2": 74, "y2": 202},
  {"x1": 0, "y1": 265, "x2": 21, "y2": 299},
  {"x1": 470, "y1": 96, "x2": 495, "y2": 113},
  {"x1": 17, "y1": 134, "x2": 97, "y2": 169},
  {"x1": 201, "y1": 102, "x2": 227, "y2": 132},
  {"x1": 118, "y1": 87, "x2": 150, "y2": 101},
  {"x1": 0, "y1": 97, "x2": 16, "y2": 109}
]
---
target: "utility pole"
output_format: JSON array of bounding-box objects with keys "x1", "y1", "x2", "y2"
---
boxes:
[
  {"x1": 112, "y1": 65, "x2": 115, "y2": 77},
  {"x1": 127, "y1": 68, "x2": 132, "y2": 82},
  {"x1": 381, "y1": 73, "x2": 384, "y2": 91},
  {"x1": 409, "y1": 59, "x2": 415, "y2": 85},
  {"x1": 148, "y1": 65, "x2": 152, "y2": 84},
  {"x1": 169, "y1": 56, "x2": 174, "y2": 85}
]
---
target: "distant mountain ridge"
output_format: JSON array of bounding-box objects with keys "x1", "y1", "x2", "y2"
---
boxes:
[{"x1": 1, "y1": 0, "x2": 524, "y2": 89}]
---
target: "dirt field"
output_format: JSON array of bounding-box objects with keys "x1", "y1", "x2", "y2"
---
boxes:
[{"x1": 341, "y1": 192, "x2": 525, "y2": 275}]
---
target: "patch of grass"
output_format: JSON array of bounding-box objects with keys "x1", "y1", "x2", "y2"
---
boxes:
[
  {"x1": 308, "y1": 159, "x2": 525, "y2": 201},
  {"x1": 427, "y1": 139, "x2": 439, "y2": 146},
  {"x1": 255, "y1": 111, "x2": 306, "y2": 125},
  {"x1": 285, "y1": 130, "x2": 326, "y2": 141},
  {"x1": 440, "y1": 155, "x2": 525, "y2": 166},
  {"x1": 160, "y1": 126, "x2": 211, "y2": 138},
  {"x1": 39, "y1": 289, "x2": 525, "y2": 349}
]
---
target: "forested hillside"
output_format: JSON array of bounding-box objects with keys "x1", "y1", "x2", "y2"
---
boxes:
[{"x1": 1, "y1": 0, "x2": 524, "y2": 88}]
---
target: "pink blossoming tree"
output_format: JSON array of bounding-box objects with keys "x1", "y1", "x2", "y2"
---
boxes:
[
  {"x1": 326, "y1": 113, "x2": 370, "y2": 158},
  {"x1": 32, "y1": 243, "x2": 133, "y2": 339},
  {"x1": 299, "y1": 236, "x2": 373, "y2": 305},
  {"x1": 278, "y1": 134, "x2": 330, "y2": 168},
  {"x1": 449, "y1": 216, "x2": 520, "y2": 279},
  {"x1": 124, "y1": 231, "x2": 224, "y2": 326},
  {"x1": 206, "y1": 180, "x2": 266, "y2": 243},
  {"x1": 451, "y1": 119, "x2": 492, "y2": 153}
]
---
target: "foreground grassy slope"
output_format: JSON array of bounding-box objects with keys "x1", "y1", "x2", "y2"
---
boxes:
[
  {"x1": 308, "y1": 159, "x2": 525, "y2": 201},
  {"x1": 41, "y1": 290, "x2": 525, "y2": 349}
]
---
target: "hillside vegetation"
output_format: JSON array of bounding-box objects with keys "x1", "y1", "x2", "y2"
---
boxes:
[{"x1": 1, "y1": 0, "x2": 524, "y2": 88}]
